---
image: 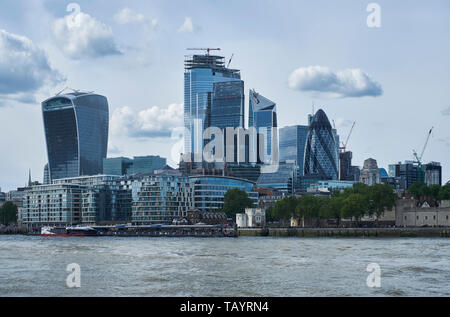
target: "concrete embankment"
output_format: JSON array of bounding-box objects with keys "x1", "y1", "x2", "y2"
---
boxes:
[
  {"x1": 238, "y1": 227, "x2": 450, "y2": 238},
  {"x1": 0, "y1": 226, "x2": 28, "y2": 235}
]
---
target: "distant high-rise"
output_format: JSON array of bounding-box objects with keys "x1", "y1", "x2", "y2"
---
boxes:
[
  {"x1": 132, "y1": 156, "x2": 167, "y2": 175},
  {"x1": 103, "y1": 157, "x2": 133, "y2": 176},
  {"x1": 249, "y1": 89, "x2": 277, "y2": 163},
  {"x1": 303, "y1": 109, "x2": 339, "y2": 180},
  {"x1": 360, "y1": 158, "x2": 380, "y2": 186},
  {"x1": 42, "y1": 91, "x2": 109, "y2": 181},
  {"x1": 184, "y1": 52, "x2": 242, "y2": 159},
  {"x1": 279, "y1": 125, "x2": 309, "y2": 175},
  {"x1": 43, "y1": 163, "x2": 50, "y2": 184},
  {"x1": 424, "y1": 162, "x2": 442, "y2": 186},
  {"x1": 103, "y1": 156, "x2": 166, "y2": 176}
]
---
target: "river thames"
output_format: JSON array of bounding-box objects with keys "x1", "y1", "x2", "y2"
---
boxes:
[{"x1": 0, "y1": 235, "x2": 449, "y2": 297}]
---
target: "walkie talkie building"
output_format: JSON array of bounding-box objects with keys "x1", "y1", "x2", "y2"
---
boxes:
[
  {"x1": 42, "y1": 91, "x2": 109, "y2": 182},
  {"x1": 303, "y1": 109, "x2": 339, "y2": 180}
]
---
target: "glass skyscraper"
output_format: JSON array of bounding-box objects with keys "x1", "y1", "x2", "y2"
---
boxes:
[
  {"x1": 184, "y1": 53, "x2": 242, "y2": 160},
  {"x1": 279, "y1": 125, "x2": 309, "y2": 176},
  {"x1": 248, "y1": 89, "x2": 277, "y2": 163},
  {"x1": 303, "y1": 109, "x2": 339, "y2": 180},
  {"x1": 42, "y1": 91, "x2": 109, "y2": 181}
]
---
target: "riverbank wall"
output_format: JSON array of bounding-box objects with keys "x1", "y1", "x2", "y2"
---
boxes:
[{"x1": 238, "y1": 227, "x2": 450, "y2": 238}]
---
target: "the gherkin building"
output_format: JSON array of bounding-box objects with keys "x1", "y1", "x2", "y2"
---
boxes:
[{"x1": 303, "y1": 109, "x2": 339, "y2": 180}]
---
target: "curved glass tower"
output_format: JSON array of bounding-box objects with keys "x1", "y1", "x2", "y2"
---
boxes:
[
  {"x1": 42, "y1": 91, "x2": 109, "y2": 181},
  {"x1": 303, "y1": 109, "x2": 339, "y2": 180}
]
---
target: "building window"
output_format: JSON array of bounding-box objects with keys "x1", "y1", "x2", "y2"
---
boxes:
[{"x1": 417, "y1": 216, "x2": 419, "y2": 220}]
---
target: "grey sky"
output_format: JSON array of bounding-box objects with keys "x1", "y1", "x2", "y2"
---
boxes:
[{"x1": 0, "y1": 0, "x2": 449, "y2": 191}]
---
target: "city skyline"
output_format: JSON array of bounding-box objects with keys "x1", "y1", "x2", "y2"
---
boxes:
[{"x1": 1, "y1": 0, "x2": 450, "y2": 191}]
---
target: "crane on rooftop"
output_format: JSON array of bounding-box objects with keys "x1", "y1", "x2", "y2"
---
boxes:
[
  {"x1": 187, "y1": 48, "x2": 221, "y2": 55},
  {"x1": 227, "y1": 53, "x2": 234, "y2": 68},
  {"x1": 413, "y1": 127, "x2": 434, "y2": 183},
  {"x1": 340, "y1": 121, "x2": 356, "y2": 153}
]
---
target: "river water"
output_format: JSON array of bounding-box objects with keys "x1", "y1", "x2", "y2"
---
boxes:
[{"x1": 0, "y1": 235, "x2": 449, "y2": 297}]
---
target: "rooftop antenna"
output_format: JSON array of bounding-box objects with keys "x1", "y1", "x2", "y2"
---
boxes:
[
  {"x1": 187, "y1": 48, "x2": 221, "y2": 56},
  {"x1": 312, "y1": 101, "x2": 315, "y2": 115}
]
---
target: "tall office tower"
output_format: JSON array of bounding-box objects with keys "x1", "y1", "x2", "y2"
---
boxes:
[
  {"x1": 332, "y1": 128, "x2": 340, "y2": 177},
  {"x1": 279, "y1": 125, "x2": 309, "y2": 175},
  {"x1": 211, "y1": 81, "x2": 245, "y2": 129},
  {"x1": 211, "y1": 80, "x2": 245, "y2": 162},
  {"x1": 248, "y1": 89, "x2": 277, "y2": 163},
  {"x1": 424, "y1": 162, "x2": 442, "y2": 186},
  {"x1": 389, "y1": 161, "x2": 422, "y2": 189},
  {"x1": 303, "y1": 109, "x2": 339, "y2": 180},
  {"x1": 184, "y1": 52, "x2": 242, "y2": 162},
  {"x1": 339, "y1": 151, "x2": 360, "y2": 181},
  {"x1": 42, "y1": 91, "x2": 109, "y2": 181}
]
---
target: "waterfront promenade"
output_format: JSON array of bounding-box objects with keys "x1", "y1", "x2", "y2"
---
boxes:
[
  {"x1": 239, "y1": 227, "x2": 450, "y2": 238},
  {"x1": 2, "y1": 224, "x2": 450, "y2": 238}
]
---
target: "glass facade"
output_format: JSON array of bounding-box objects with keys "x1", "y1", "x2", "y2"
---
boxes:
[
  {"x1": 279, "y1": 125, "x2": 309, "y2": 175},
  {"x1": 184, "y1": 54, "x2": 242, "y2": 158},
  {"x1": 53, "y1": 175, "x2": 133, "y2": 224},
  {"x1": 42, "y1": 92, "x2": 109, "y2": 181},
  {"x1": 132, "y1": 174, "x2": 193, "y2": 225},
  {"x1": 130, "y1": 156, "x2": 166, "y2": 175},
  {"x1": 211, "y1": 81, "x2": 244, "y2": 129},
  {"x1": 189, "y1": 176, "x2": 258, "y2": 212},
  {"x1": 256, "y1": 163, "x2": 299, "y2": 194},
  {"x1": 304, "y1": 109, "x2": 339, "y2": 180},
  {"x1": 103, "y1": 157, "x2": 133, "y2": 176},
  {"x1": 249, "y1": 89, "x2": 277, "y2": 163}
]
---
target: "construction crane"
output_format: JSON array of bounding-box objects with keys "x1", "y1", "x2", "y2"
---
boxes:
[
  {"x1": 412, "y1": 127, "x2": 434, "y2": 183},
  {"x1": 340, "y1": 121, "x2": 356, "y2": 153},
  {"x1": 187, "y1": 48, "x2": 221, "y2": 55},
  {"x1": 227, "y1": 53, "x2": 234, "y2": 68}
]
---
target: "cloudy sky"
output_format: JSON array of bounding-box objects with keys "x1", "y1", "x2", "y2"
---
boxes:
[{"x1": 0, "y1": 0, "x2": 449, "y2": 191}]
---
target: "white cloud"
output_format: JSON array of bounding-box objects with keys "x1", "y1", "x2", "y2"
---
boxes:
[
  {"x1": 178, "y1": 17, "x2": 198, "y2": 33},
  {"x1": 52, "y1": 11, "x2": 121, "y2": 59},
  {"x1": 441, "y1": 107, "x2": 450, "y2": 116},
  {"x1": 114, "y1": 8, "x2": 158, "y2": 29},
  {"x1": 288, "y1": 66, "x2": 383, "y2": 98},
  {"x1": 0, "y1": 29, "x2": 64, "y2": 105},
  {"x1": 111, "y1": 103, "x2": 184, "y2": 138}
]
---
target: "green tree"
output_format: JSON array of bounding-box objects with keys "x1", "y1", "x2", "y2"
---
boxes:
[
  {"x1": 341, "y1": 193, "x2": 366, "y2": 227},
  {"x1": 407, "y1": 182, "x2": 428, "y2": 199},
  {"x1": 0, "y1": 201, "x2": 18, "y2": 226},
  {"x1": 369, "y1": 184, "x2": 397, "y2": 218},
  {"x1": 429, "y1": 184, "x2": 441, "y2": 201},
  {"x1": 222, "y1": 188, "x2": 254, "y2": 218},
  {"x1": 439, "y1": 185, "x2": 450, "y2": 201},
  {"x1": 327, "y1": 191, "x2": 344, "y2": 225},
  {"x1": 272, "y1": 196, "x2": 298, "y2": 222},
  {"x1": 296, "y1": 195, "x2": 322, "y2": 226}
]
